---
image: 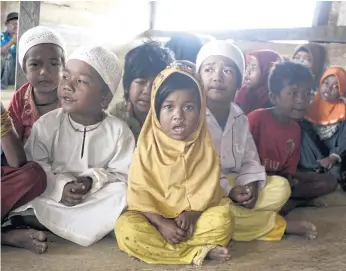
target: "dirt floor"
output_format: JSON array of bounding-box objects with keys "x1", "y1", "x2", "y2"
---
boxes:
[{"x1": 2, "y1": 204, "x2": 346, "y2": 271}]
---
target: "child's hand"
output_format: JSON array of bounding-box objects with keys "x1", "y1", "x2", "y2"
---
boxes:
[
  {"x1": 61, "y1": 181, "x2": 85, "y2": 206},
  {"x1": 175, "y1": 211, "x2": 202, "y2": 237},
  {"x1": 157, "y1": 218, "x2": 187, "y2": 245},
  {"x1": 339, "y1": 96, "x2": 346, "y2": 105},
  {"x1": 319, "y1": 157, "x2": 336, "y2": 170},
  {"x1": 229, "y1": 185, "x2": 252, "y2": 204},
  {"x1": 73, "y1": 177, "x2": 92, "y2": 195},
  {"x1": 240, "y1": 182, "x2": 259, "y2": 209}
]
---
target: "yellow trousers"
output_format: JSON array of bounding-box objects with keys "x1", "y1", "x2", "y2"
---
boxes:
[
  {"x1": 115, "y1": 198, "x2": 233, "y2": 265},
  {"x1": 228, "y1": 175, "x2": 291, "y2": 241}
]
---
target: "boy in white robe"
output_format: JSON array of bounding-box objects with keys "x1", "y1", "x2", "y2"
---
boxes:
[{"x1": 11, "y1": 45, "x2": 135, "y2": 248}]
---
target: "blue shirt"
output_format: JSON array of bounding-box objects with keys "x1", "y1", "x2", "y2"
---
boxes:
[{"x1": 1, "y1": 30, "x2": 16, "y2": 55}]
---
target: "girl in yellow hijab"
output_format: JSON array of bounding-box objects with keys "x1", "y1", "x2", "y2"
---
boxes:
[{"x1": 115, "y1": 62, "x2": 234, "y2": 265}]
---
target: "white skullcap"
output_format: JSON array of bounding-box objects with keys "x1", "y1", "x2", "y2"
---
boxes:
[
  {"x1": 196, "y1": 40, "x2": 245, "y2": 77},
  {"x1": 18, "y1": 26, "x2": 66, "y2": 68},
  {"x1": 68, "y1": 45, "x2": 122, "y2": 96}
]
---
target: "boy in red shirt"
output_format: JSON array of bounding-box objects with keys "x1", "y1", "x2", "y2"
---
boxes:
[{"x1": 248, "y1": 61, "x2": 337, "y2": 215}]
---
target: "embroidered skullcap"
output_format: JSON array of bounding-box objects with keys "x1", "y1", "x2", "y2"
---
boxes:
[
  {"x1": 196, "y1": 40, "x2": 245, "y2": 77},
  {"x1": 68, "y1": 45, "x2": 122, "y2": 96},
  {"x1": 18, "y1": 26, "x2": 66, "y2": 68}
]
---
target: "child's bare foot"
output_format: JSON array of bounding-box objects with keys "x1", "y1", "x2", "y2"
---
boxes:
[
  {"x1": 207, "y1": 246, "x2": 231, "y2": 262},
  {"x1": 1, "y1": 229, "x2": 48, "y2": 253},
  {"x1": 286, "y1": 219, "x2": 317, "y2": 240}
]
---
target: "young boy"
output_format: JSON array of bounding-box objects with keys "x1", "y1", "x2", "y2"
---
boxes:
[
  {"x1": 10, "y1": 45, "x2": 135, "y2": 248},
  {"x1": 8, "y1": 26, "x2": 65, "y2": 143},
  {"x1": 197, "y1": 41, "x2": 317, "y2": 240},
  {"x1": 1, "y1": 102, "x2": 47, "y2": 253},
  {"x1": 247, "y1": 61, "x2": 338, "y2": 215},
  {"x1": 108, "y1": 41, "x2": 174, "y2": 140}
]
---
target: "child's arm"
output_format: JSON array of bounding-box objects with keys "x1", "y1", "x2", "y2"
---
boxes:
[
  {"x1": 1, "y1": 104, "x2": 26, "y2": 167},
  {"x1": 25, "y1": 121, "x2": 76, "y2": 202},
  {"x1": 8, "y1": 91, "x2": 25, "y2": 142},
  {"x1": 237, "y1": 117, "x2": 266, "y2": 189},
  {"x1": 78, "y1": 124, "x2": 135, "y2": 194}
]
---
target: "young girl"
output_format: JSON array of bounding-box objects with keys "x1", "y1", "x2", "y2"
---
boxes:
[
  {"x1": 8, "y1": 26, "x2": 65, "y2": 143},
  {"x1": 196, "y1": 40, "x2": 317, "y2": 240},
  {"x1": 116, "y1": 62, "x2": 233, "y2": 265},
  {"x1": 300, "y1": 67, "x2": 346, "y2": 188},
  {"x1": 1, "y1": 102, "x2": 47, "y2": 253},
  {"x1": 235, "y1": 49, "x2": 281, "y2": 114},
  {"x1": 292, "y1": 43, "x2": 325, "y2": 89},
  {"x1": 10, "y1": 45, "x2": 135, "y2": 248},
  {"x1": 108, "y1": 41, "x2": 174, "y2": 140}
]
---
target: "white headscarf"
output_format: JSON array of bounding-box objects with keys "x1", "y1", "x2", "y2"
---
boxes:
[
  {"x1": 18, "y1": 26, "x2": 66, "y2": 68},
  {"x1": 68, "y1": 45, "x2": 122, "y2": 96},
  {"x1": 196, "y1": 40, "x2": 245, "y2": 77}
]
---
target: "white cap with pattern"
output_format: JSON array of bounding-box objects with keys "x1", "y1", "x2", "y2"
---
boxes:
[
  {"x1": 196, "y1": 40, "x2": 245, "y2": 77},
  {"x1": 18, "y1": 26, "x2": 66, "y2": 68},
  {"x1": 68, "y1": 45, "x2": 122, "y2": 96}
]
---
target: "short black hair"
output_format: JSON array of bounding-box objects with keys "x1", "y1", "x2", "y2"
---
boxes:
[
  {"x1": 155, "y1": 73, "x2": 201, "y2": 118},
  {"x1": 269, "y1": 61, "x2": 313, "y2": 95},
  {"x1": 165, "y1": 34, "x2": 203, "y2": 63},
  {"x1": 123, "y1": 41, "x2": 174, "y2": 101}
]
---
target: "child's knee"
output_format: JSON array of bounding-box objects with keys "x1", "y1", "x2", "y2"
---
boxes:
[
  {"x1": 22, "y1": 162, "x2": 47, "y2": 195},
  {"x1": 265, "y1": 176, "x2": 292, "y2": 205},
  {"x1": 322, "y1": 174, "x2": 338, "y2": 193}
]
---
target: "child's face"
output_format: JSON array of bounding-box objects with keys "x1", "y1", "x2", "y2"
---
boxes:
[
  {"x1": 159, "y1": 89, "x2": 200, "y2": 141},
  {"x1": 293, "y1": 51, "x2": 312, "y2": 70},
  {"x1": 244, "y1": 56, "x2": 261, "y2": 89},
  {"x1": 129, "y1": 77, "x2": 155, "y2": 115},
  {"x1": 271, "y1": 82, "x2": 312, "y2": 120},
  {"x1": 58, "y1": 59, "x2": 107, "y2": 115},
  {"x1": 200, "y1": 55, "x2": 238, "y2": 103},
  {"x1": 5, "y1": 19, "x2": 17, "y2": 35},
  {"x1": 24, "y1": 44, "x2": 64, "y2": 93},
  {"x1": 320, "y1": 75, "x2": 340, "y2": 103}
]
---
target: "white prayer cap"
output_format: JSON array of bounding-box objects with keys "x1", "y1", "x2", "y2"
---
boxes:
[
  {"x1": 18, "y1": 26, "x2": 66, "y2": 68},
  {"x1": 196, "y1": 40, "x2": 245, "y2": 77},
  {"x1": 68, "y1": 45, "x2": 122, "y2": 96}
]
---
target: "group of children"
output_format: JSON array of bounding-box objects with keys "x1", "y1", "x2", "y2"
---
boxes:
[{"x1": 1, "y1": 26, "x2": 345, "y2": 266}]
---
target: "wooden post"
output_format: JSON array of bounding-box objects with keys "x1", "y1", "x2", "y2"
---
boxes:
[
  {"x1": 149, "y1": 1, "x2": 157, "y2": 30},
  {"x1": 15, "y1": 1, "x2": 40, "y2": 90},
  {"x1": 312, "y1": 1, "x2": 332, "y2": 26}
]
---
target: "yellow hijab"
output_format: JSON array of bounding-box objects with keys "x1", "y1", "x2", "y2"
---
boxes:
[{"x1": 127, "y1": 62, "x2": 224, "y2": 218}]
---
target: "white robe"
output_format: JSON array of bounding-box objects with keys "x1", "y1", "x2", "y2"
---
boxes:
[{"x1": 12, "y1": 108, "x2": 135, "y2": 246}]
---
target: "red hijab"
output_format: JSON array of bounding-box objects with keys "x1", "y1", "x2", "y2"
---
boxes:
[{"x1": 235, "y1": 50, "x2": 280, "y2": 114}]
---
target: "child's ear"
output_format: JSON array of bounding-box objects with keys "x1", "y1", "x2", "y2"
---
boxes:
[
  {"x1": 101, "y1": 91, "x2": 113, "y2": 109},
  {"x1": 269, "y1": 92, "x2": 278, "y2": 105}
]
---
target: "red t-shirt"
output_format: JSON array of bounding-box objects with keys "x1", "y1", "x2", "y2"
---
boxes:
[
  {"x1": 247, "y1": 108, "x2": 301, "y2": 176},
  {"x1": 8, "y1": 82, "x2": 60, "y2": 142}
]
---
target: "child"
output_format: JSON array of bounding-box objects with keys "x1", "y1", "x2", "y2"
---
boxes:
[
  {"x1": 8, "y1": 26, "x2": 65, "y2": 143},
  {"x1": 165, "y1": 33, "x2": 203, "y2": 63},
  {"x1": 1, "y1": 102, "x2": 47, "y2": 253},
  {"x1": 235, "y1": 49, "x2": 281, "y2": 114},
  {"x1": 11, "y1": 45, "x2": 135, "y2": 247},
  {"x1": 196, "y1": 40, "x2": 317, "y2": 240},
  {"x1": 116, "y1": 62, "x2": 233, "y2": 265},
  {"x1": 247, "y1": 61, "x2": 337, "y2": 216},
  {"x1": 292, "y1": 43, "x2": 325, "y2": 89},
  {"x1": 108, "y1": 41, "x2": 174, "y2": 140},
  {"x1": 300, "y1": 67, "x2": 346, "y2": 188}
]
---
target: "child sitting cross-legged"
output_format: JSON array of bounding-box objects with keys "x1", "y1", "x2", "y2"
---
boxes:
[
  {"x1": 10, "y1": 45, "x2": 135, "y2": 248},
  {"x1": 116, "y1": 62, "x2": 234, "y2": 266},
  {"x1": 248, "y1": 61, "x2": 337, "y2": 216}
]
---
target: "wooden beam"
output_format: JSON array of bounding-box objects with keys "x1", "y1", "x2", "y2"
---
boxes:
[
  {"x1": 148, "y1": 1, "x2": 157, "y2": 30},
  {"x1": 312, "y1": 1, "x2": 333, "y2": 26},
  {"x1": 15, "y1": 1, "x2": 40, "y2": 90},
  {"x1": 143, "y1": 26, "x2": 346, "y2": 43}
]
